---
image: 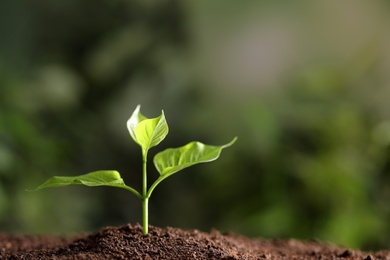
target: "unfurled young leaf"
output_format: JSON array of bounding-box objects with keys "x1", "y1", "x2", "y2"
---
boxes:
[{"x1": 127, "y1": 105, "x2": 168, "y2": 151}]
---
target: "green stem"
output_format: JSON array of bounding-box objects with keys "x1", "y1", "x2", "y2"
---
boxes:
[
  {"x1": 142, "y1": 198, "x2": 148, "y2": 234},
  {"x1": 142, "y1": 149, "x2": 148, "y2": 234}
]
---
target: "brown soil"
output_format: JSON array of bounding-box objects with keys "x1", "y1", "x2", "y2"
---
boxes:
[{"x1": 0, "y1": 224, "x2": 389, "y2": 260}]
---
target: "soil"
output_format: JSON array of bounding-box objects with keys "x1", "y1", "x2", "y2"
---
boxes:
[{"x1": 0, "y1": 224, "x2": 389, "y2": 260}]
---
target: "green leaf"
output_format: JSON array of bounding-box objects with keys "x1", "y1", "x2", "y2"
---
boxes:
[
  {"x1": 30, "y1": 170, "x2": 142, "y2": 199},
  {"x1": 153, "y1": 137, "x2": 237, "y2": 177},
  {"x1": 126, "y1": 105, "x2": 168, "y2": 151},
  {"x1": 127, "y1": 105, "x2": 147, "y2": 143}
]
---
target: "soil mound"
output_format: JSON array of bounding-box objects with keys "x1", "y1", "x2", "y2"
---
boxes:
[{"x1": 1, "y1": 224, "x2": 389, "y2": 259}]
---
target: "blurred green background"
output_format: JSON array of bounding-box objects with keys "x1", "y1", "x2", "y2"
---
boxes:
[{"x1": 1, "y1": 0, "x2": 390, "y2": 250}]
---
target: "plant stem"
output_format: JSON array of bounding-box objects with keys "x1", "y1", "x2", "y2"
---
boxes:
[
  {"x1": 142, "y1": 198, "x2": 148, "y2": 234},
  {"x1": 142, "y1": 149, "x2": 148, "y2": 234}
]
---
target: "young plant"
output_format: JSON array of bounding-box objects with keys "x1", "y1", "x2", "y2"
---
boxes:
[{"x1": 32, "y1": 105, "x2": 237, "y2": 234}]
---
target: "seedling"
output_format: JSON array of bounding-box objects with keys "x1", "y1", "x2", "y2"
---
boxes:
[{"x1": 32, "y1": 105, "x2": 237, "y2": 234}]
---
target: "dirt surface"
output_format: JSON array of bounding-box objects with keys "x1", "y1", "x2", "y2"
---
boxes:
[{"x1": 1, "y1": 224, "x2": 389, "y2": 259}]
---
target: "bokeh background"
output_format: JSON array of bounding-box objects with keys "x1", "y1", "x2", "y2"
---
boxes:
[{"x1": 1, "y1": 0, "x2": 390, "y2": 250}]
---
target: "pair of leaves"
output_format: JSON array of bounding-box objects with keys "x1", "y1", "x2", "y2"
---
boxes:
[
  {"x1": 127, "y1": 105, "x2": 168, "y2": 152},
  {"x1": 32, "y1": 105, "x2": 237, "y2": 199}
]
